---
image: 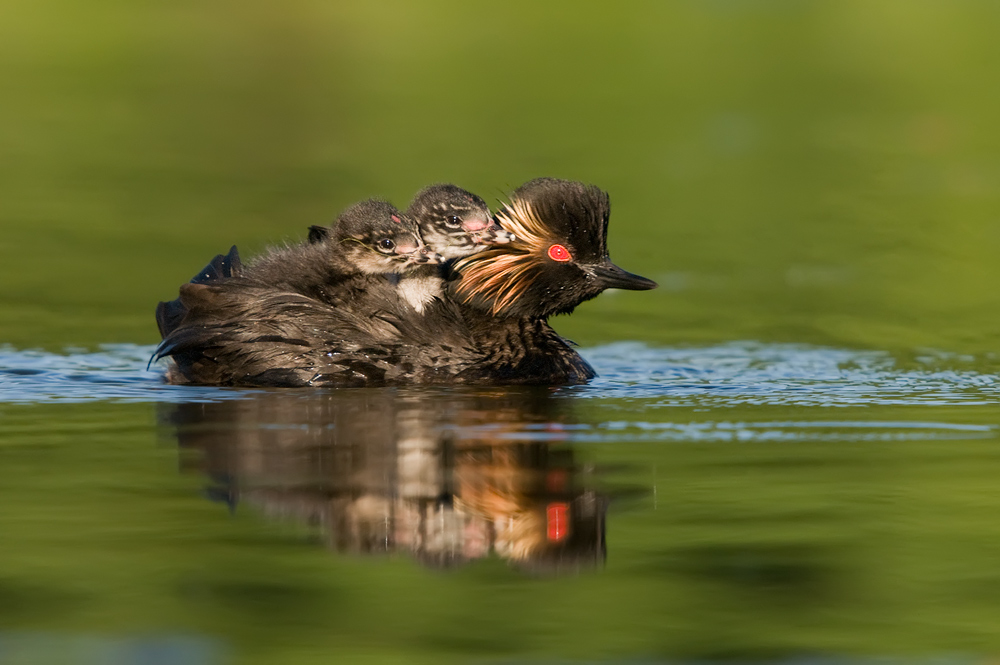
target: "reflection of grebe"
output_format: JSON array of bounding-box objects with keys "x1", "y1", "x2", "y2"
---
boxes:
[
  {"x1": 453, "y1": 443, "x2": 605, "y2": 571},
  {"x1": 163, "y1": 389, "x2": 607, "y2": 573}
]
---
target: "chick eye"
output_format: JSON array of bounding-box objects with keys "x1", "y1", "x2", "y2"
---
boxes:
[
  {"x1": 378, "y1": 238, "x2": 396, "y2": 252},
  {"x1": 445, "y1": 215, "x2": 463, "y2": 228},
  {"x1": 547, "y1": 244, "x2": 571, "y2": 262}
]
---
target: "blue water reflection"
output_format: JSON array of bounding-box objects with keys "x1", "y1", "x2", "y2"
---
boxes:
[{"x1": 2, "y1": 342, "x2": 999, "y2": 410}]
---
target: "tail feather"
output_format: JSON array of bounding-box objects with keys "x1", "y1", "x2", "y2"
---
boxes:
[
  {"x1": 154, "y1": 245, "x2": 244, "y2": 345},
  {"x1": 191, "y1": 245, "x2": 243, "y2": 284}
]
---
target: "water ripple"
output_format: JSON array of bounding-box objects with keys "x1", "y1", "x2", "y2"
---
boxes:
[
  {"x1": 0, "y1": 342, "x2": 997, "y2": 409},
  {"x1": 478, "y1": 419, "x2": 996, "y2": 444},
  {"x1": 576, "y1": 342, "x2": 1000, "y2": 407},
  {"x1": 0, "y1": 344, "x2": 242, "y2": 404}
]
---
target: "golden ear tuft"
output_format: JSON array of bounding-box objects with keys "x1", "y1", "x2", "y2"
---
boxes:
[
  {"x1": 493, "y1": 200, "x2": 548, "y2": 250},
  {"x1": 452, "y1": 249, "x2": 540, "y2": 316},
  {"x1": 452, "y1": 198, "x2": 554, "y2": 315}
]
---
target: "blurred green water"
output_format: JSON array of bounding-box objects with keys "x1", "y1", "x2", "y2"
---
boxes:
[
  {"x1": 4, "y1": 1, "x2": 1000, "y2": 663},
  {"x1": 4, "y1": 396, "x2": 1000, "y2": 663}
]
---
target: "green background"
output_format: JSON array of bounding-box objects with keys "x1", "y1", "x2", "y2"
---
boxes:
[{"x1": 3, "y1": 0, "x2": 999, "y2": 353}]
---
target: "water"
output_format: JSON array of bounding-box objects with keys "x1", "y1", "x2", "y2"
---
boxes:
[
  {"x1": 6, "y1": 342, "x2": 1000, "y2": 408},
  {"x1": 3, "y1": 344, "x2": 1000, "y2": 662}
]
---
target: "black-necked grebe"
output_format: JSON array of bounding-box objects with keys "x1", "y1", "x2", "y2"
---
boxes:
[{"x1": 153, "y1": 179, "x2": 656, "y2": 387}]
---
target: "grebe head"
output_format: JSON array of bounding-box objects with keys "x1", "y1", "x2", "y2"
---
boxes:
[{"x1": 452, "y1": 178, "x2": 656, "y2": 318}]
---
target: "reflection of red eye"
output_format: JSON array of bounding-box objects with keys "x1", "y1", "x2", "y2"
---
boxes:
[
  {"x1": 547, "y1": 502, "x2": 569, "y2": 542},
  {"x1": 547, "y1": 244, "x2": 571, "y2": 262}
]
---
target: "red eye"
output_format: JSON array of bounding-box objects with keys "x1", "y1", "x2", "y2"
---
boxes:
[{"x1": 547, "y1": 244, "x2": 571, "y2": 262}]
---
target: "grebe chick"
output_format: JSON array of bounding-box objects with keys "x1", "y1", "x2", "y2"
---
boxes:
[
  {"x1": 407, "y1": 184, "x2": 513, "y2": 259},
  {"x1": 309, "y1": 185, "x2": 514, "y2": 312},
  {"x1": 247, "y1": 199, "x2": 441, "y2": 297},
  {"x1": 387, "y1": 184, "x2": 515, "y2": 313}
]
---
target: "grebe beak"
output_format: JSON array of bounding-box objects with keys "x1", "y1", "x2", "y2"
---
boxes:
[{"x1": 586, "y1": 261, "x2": 658, "y2": 291}]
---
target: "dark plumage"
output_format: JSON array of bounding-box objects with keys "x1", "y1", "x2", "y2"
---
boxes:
[
  {"x1": 153, "y1": 179, "x2": 656, "y2": 387},
  {"x1": 155, "y1": 244, "x2": 243, "y2": 339},
  {"x1": 154, "y1": 199, "x2": 441, "y2": 385}
]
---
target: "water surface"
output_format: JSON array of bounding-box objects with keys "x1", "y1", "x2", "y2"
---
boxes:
[{"x1": 3, "y1": 343, "x2": 1000, "y2": 662}]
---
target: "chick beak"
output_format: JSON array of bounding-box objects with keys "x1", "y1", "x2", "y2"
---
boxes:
[
  {"x1": 409, "y1": 245, "x2": 443, "y2": 265},
  {"x1": 586, "y1": 261, "x2": 658, "y2": 291},
  {"x1": 392, "y1": 242, "x2": 441, "y2": 265},
  {"x1": 469, "y1": 221, "x2": 516, "y2": 245}
]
